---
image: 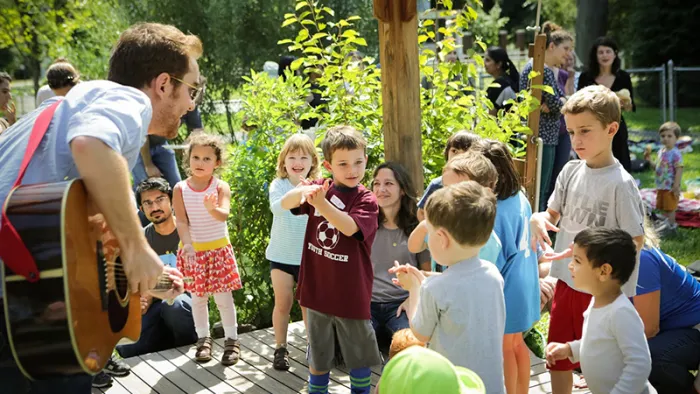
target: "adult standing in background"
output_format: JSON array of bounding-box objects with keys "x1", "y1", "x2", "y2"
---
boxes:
[
  {"x1": 549, "y1": 52, "x2": 577, "y2": 195},
  {"x1": 484, "y1": 46, "x2": 520, "y2": 115},
  {"x1": 578, "y1": 36, "x2": 635, "y2": 172}
]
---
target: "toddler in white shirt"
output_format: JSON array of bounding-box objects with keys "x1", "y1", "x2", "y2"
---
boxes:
[{"x1": 546, "y1": 228, "x2": 654, "y2": 394}]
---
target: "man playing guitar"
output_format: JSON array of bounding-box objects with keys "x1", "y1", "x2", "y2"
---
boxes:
[{"x1": 0, "y1": 23, "x2": 203, "y2": 393}]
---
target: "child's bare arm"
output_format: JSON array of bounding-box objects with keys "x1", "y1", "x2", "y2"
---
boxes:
[
  {"x1": 172, "y1": 184, "x2": 192, "y2": 246},
  {"x1": 408, "y1": 221, "x2": 428, "y2": 253},
  {"x1": 205, "y1": 181, "x2": 231, "y2": 222},
  {"x1": 417, "y1": 207, "x2": 425, "y2": 222},
  {"x1": 280, "y1": 186, "x2": 316, "y2": 210},
  {"x1": 530, "y1": 208, "x2": 561, "y2": 252},
  {"x1": 672, "y1": 165, "x2": 683, "y2": 197},
  {"x1": 314, "y1": 199, "x2": 359, "y2": 237}
]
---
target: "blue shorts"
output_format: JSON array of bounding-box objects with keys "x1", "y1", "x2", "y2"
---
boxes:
[{"x1": 269, "y1": 260, "x2": 300, "y2": 283}]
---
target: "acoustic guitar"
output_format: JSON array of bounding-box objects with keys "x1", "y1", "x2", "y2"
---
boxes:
[{"x1": 2, "y1": 179, "x2": 179, "y2": 380}]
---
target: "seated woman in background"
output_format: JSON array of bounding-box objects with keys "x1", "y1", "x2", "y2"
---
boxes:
[
  {"x1": 632, "y1": 224, "x2": 700, "y2": 394},
  {"x1": 484, "y1": 46, "x2": 520, "y2": 114},
  {"x1": 370, "y1": 162, "x2": 431, "y2": 342}
]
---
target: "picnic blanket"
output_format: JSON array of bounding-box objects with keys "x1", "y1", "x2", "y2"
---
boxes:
[{"x1": 640, "y1": 188, "x2": 700, "y2": 228}]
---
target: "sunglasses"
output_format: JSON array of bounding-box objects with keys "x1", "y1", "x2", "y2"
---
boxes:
[{"x1": 170, "y1": 75, "x2": 203, "y2": 103}]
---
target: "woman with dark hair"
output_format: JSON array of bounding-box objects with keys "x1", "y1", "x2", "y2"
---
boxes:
[
  {"x1": 578, "y1": 36, "x2": 635, "y2": 172},
  {"x1": 484, "y1": 46, "x2": 520, "y2": 114},
  {"x1": 370, "y1": 162, "x2": 431, "y2": 340},
  {"x1": 520, "y1": 21, "x2": 573, "y2": 211},
  {"x1": 47, "y1": 61, "x2": 80, "y2": 96}
]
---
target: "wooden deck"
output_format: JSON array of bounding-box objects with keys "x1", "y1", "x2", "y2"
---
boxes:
[{"x1": 97, "y1": 321, "x2": 590, "y2": 394}]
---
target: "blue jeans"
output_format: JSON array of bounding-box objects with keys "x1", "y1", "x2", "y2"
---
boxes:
[
  {"x1": 0, "y1": 306, "x2": 92, "y2": 394},
  {"x1": 132, "y1": 141, "x2": 182, "y2": 191},
  {"x1": 116, "y1": 293, "x2": 197, "y2": 358},
  {"x1": 370, "y1": 300, "x2": 410, "y2": 339},
  {"x1": 647, "y1": 328, "x2": 700, "y2": 394}
]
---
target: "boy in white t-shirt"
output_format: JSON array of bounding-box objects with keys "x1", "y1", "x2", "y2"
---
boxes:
[
  {"x1": 531, "y1": 85, "x2": 646, "y2": 394},
  {"x1": 546, "y1": 227, "x2": 652, "y2": 394}
]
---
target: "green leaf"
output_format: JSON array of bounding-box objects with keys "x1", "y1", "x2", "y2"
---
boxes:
[
  {"x1": 531, "y1": 84, "x2": 555, "y2": 95},
  {"x1": 318, "y1": 23, "x2": 327, "y2": 30},
  {"x1": 301, "y1": 19, "x2": 316, "y2": 26},
  {"x1": 422, "y1": 19, "x2": 434, "y2": 27},
  {"x1": 341, "y1": 29, "x2": 358, "y2": 38},
  {"x1": 443, "y1": 0, "x2": 453, "y2": 10},
  {"x1": 352, "y1": 37, "x2": 367, "y2": 46},
  {"x1": 312, "y1": 32, "x2": 327, "y2": 40},
  {"x1": 322, "y1": 7, "x2": 335, "y2": 16},
  {"x1": 277, "y1": 39, "x2": 294, "y2": 45},
  {"x1": 282, "y1": 18, "x2": 297, "y2": 28},
  {"x1": 528, "y1": 71, "x2": 540, "y2": 80},
  {"x1": 303, "y1": 47, "x2": 323, "y2": 54},
  {"x1": 466, "y1": 6, "x2": 478, "y2": 20}
]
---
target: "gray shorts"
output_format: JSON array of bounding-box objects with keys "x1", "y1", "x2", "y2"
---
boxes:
[{"x1": 306, "y1": 308, "x2": 382, "y2": 371}]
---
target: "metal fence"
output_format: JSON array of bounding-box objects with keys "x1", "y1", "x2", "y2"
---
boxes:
[
  {"x1": 667, "y1": 60, "x2": 700, "y2": 122},
  {"x1": 627, "y1": 65, "x2": 667, "y2": 123}
]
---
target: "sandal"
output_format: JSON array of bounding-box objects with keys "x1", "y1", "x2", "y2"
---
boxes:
[
  {"x1": 273, "y1": 346, "x2": 290, "y2": 371},
  {"x1": 195, "y1": 337, "x2": 213, "y2": 362},
  {"x1": 221, "y1": 338, "x2": 241, "y2": 366}
]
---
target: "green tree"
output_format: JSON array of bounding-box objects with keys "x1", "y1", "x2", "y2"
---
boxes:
[{"x1": 0, "y1": 0, "x2": 114, "y2": 92}]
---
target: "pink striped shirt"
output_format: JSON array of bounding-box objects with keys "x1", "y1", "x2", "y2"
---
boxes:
[{"x1": 179, "y1": 177, "x2": 228, "y2": 243}]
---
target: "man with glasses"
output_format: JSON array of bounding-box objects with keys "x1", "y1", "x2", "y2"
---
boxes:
[
  {"x1": 116, "y1": 178, "x2": 197, "y2": 359},
  {"x1": 131, "y1": 75, "x2": 206, "y2": 212}
]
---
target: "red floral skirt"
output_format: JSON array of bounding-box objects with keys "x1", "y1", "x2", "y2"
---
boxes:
[{"x1": 176, "y1": 243, "x2": 242, "y2": 296}]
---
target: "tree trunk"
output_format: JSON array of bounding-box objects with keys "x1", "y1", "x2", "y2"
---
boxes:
[{"x1": 575, "y1": 0, "x2": 608, "y2": 67}]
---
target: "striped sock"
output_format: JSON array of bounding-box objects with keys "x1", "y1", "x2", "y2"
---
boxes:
[
  {"x1": 308, "y1": 372, "x2": 330, "y2": 394},
  {"x1": 350, "y1": 367, "x2": 371, "y2": 394}
]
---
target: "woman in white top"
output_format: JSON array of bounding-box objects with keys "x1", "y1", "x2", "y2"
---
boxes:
[{"x1": 266, "y1": 134, "x2": 320, "y2": 370}]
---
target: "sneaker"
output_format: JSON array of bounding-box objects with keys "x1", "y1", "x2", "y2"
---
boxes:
[
  {"x1": 523, "y1": 327, "x2": 546, "y2": 359},
  {"x1": 273, "y1": 346, "x2": 290, "y2": 371},
  {"x1": 104, "y1": 355, "x2": 130, "y2": 377},
  {"x1": 221, "y1": 338, "x2": 241, "y2": 366},
  {"x1": 92, "y1": 371, "x2": 113, "y2": 388},
  {"x1": 195, "y1": 337, "x2": 213, "y2": 362}
]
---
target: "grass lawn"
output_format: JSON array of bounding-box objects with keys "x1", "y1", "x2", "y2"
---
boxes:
[{"x1": 626, "y1": 107, "x2": 700, "y2": 132}]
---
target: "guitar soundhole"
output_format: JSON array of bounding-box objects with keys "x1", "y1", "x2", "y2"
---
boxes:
[
  {"x1": 107, "y1": 257, "x2": 129, "y2": 333},
  {"x1": 95, "y1": 240, "x2": 129, "y2": 333}
]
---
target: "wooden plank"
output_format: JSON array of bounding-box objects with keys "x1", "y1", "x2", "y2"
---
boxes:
[
  {"x1": 101, "y1": 378, "x2": 133, "y2": 394},
  {"x1": 158, "y1": 348, "x2": 244, "y2": 394},
  {"x1": 174, "y1": 344, "x2": 268, "y2": 394},
  {"x1": 109, "y1": 363, "x2": 157, "y2": 394},
  {"x1": 123, "y1": 356, "x2": 186, "y2": 394},
  {"x1": 202, "y1": 339, "x2": 297, "y2": 394},
  {"x1": 247, "y1": 328, "x2": 353, "y2": 390},
  {"x1": 240, "y1": 330, "x2": 351, "y2": 393},
  {"x1": 524, "y1": 34, "x2": 548, "y2": 207},
  {"x1": 140, "y1": 352, "x2": 213, "y2": 394},
  {"x1": 217, "y1": 335, "x2": 307, "y2": 393}
]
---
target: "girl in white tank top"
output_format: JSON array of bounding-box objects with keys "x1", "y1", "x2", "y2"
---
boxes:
[{"x1": 173, "y1": 133, "x2": 242, "y2": 366}]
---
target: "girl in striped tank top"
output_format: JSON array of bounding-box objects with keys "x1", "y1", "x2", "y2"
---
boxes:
[{"x1": 173, "y1": 133, "x2": 242, "y2": 366}]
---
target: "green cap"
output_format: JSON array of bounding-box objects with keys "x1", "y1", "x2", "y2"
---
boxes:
[{"x1": 378, "y1": 346, "x2": 486, "y2": 394}]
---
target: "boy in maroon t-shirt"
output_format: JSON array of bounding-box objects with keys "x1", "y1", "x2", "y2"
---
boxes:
[{"x1": 281, "y1": 125, "x2": 381, "y2": 394}]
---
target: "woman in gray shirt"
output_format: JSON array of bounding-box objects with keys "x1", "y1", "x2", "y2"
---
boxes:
[{"x1": 370, "y1": 162, "x2": 431, "y2": 340}]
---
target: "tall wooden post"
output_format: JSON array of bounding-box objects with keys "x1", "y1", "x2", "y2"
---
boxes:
[
  {"x1": 523, "y1": 33, "x2": 547, "y2": 208},
  {"x1": 374, "y1": 0, "x2": 424, "y2": 193}
]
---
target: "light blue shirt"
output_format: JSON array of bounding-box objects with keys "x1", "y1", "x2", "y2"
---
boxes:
[
  {"x1": 266, "y1": 177, "x2": 309, "y2": 265},
  {"x1": 428, "y1": 231, "x2": 501, "y2": 272},
  {"x1": 494, "y1": 192, "x2": 541, "y2": 333},
  {"x1": 0, "y1": 81, "x2": 152, "y2": 293}
]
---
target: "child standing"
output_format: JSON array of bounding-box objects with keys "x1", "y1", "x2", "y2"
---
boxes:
[
  {"x1": 280, "y1": 126, "x2": 382, "y2": 394},
  {"x1": 655, "y1": 121, "x2": 683, "y2": 230},
  {"x1": 531, "y1": 85, "x2": 646, "y2": 394},
  {"x1": 393, "y1": 181, "x2": 506, "y2": 394},
  {"x1": 417, "y1": 131, "x2": 482, "y2": 221},
  {"x1": 546, "y1": 228, "x2": 652, "y2": 394},
  {"x1": 470, "y1": 140, "x2": 540, "y2": 394},
  {"x1": 173, "y1": 133, "x2": 243, "y2": 366},
  {"x1": 407, "y1": 152, "x2": 502, "y2": 268},
  {"x1": 267, "y1": 134, "x2": 320, "y2": 370}
]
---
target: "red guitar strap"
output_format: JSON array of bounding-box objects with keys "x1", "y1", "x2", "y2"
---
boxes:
[{"x1": 0, "y1": 100, "x2": 63, "y2": 283}]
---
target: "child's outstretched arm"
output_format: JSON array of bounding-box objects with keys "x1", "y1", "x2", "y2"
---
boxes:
[
  {"x1": 280, "y1": 183, "x2": 321, "y2": 210},
  {"x1": 204, "y1": 181, "x2": 231, "y2": 222},
  {"x1": 407, "y1": 221, "x2": 429, "y2": 253},
  {"x1": 305, "y1": 179, "x2": 360, "y2": 237},
  {"x1": 172, "y1": 183, "x2": 193, "y2": 247},
  {"x1": 530, "y1": 208, "x2": 561, "y2": 252}
]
